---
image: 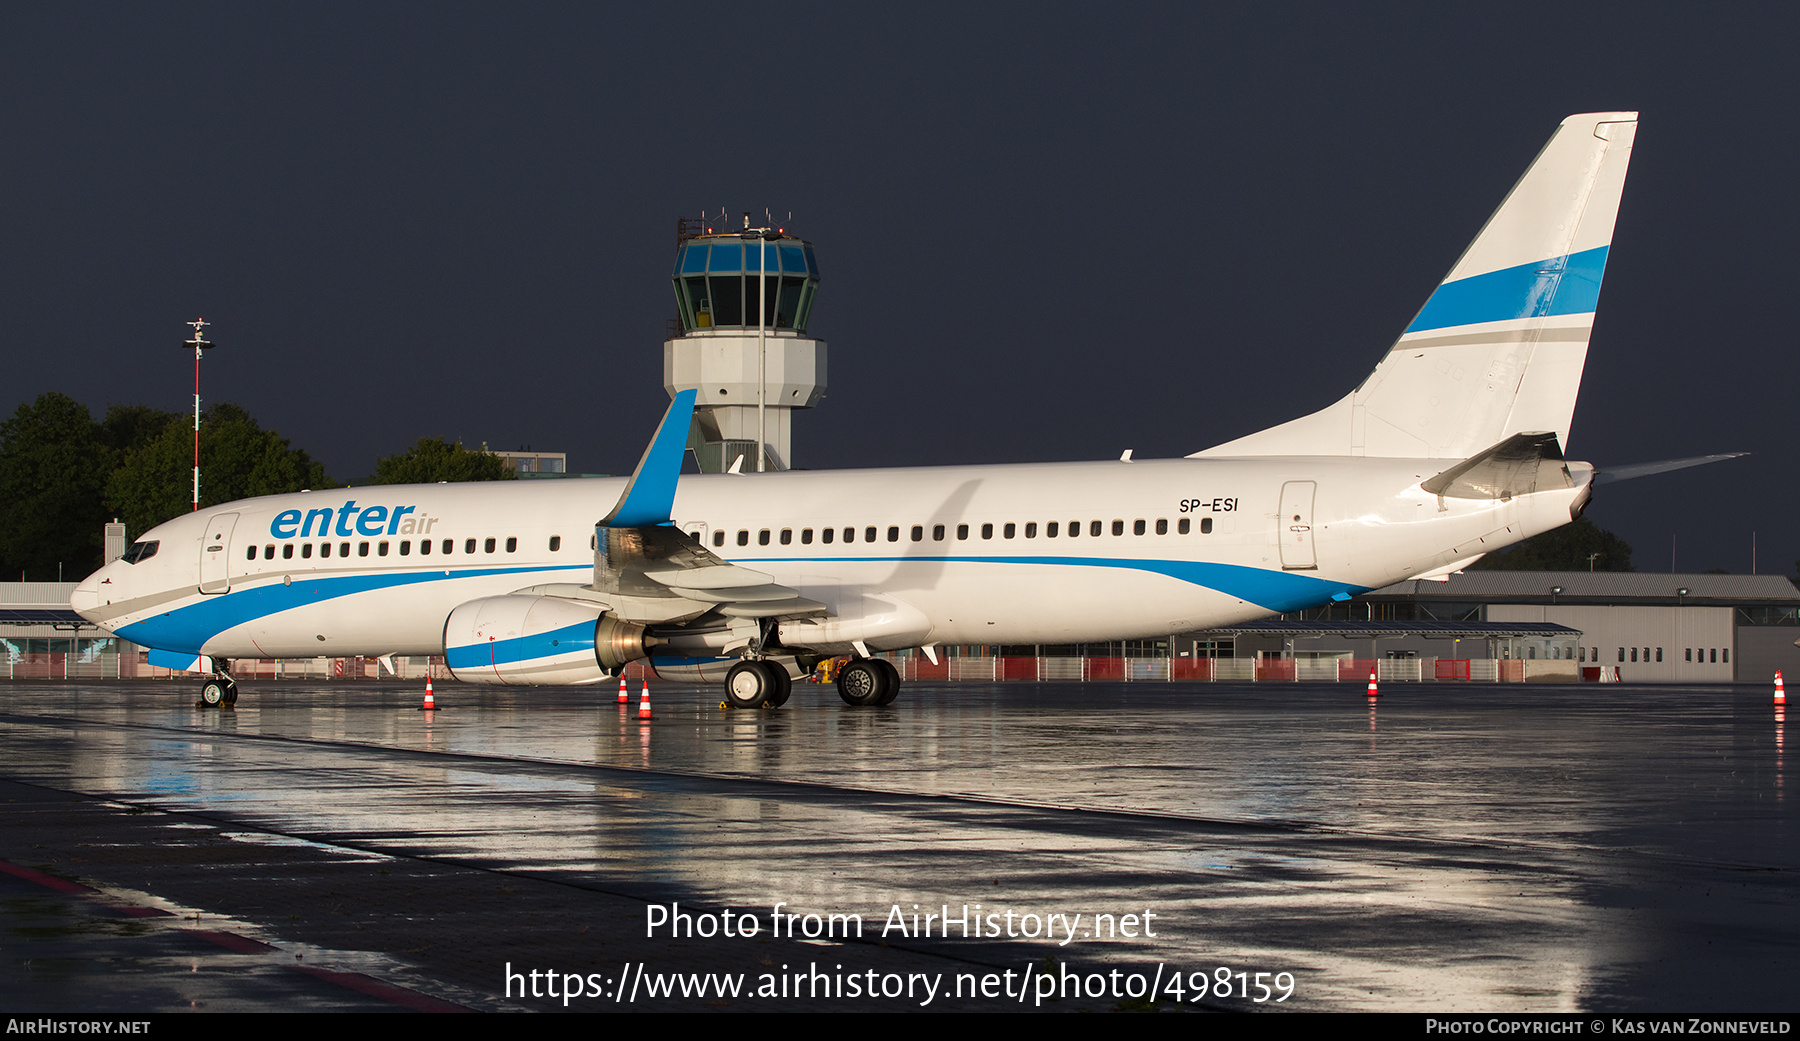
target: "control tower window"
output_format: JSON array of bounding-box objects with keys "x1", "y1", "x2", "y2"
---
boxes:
[{"x1": 709, "y1": 276, "x2": 743, "y2": 326}]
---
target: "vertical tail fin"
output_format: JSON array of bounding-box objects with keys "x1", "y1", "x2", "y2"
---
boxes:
[{"x1": 1196, "y1": 112, "x2": 1637, "y2": 460}]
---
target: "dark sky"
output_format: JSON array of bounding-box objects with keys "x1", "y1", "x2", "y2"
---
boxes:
[{"x1": 3, "y1": 4, "x2": 1793, "y2": 576}]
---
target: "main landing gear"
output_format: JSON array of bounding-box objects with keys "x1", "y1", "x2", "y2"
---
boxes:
[
  {"x1": 198, "y1": 661, "x2": 238, "y2": 707},
  {"x1": 724, "y1": 660, "x2": 792, "y2": 709},
  {"x1": 836, "y1": 658, "x2": 900, "y2": 707}
]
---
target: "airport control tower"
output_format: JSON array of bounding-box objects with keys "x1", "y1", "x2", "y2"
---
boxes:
[{"x1": 663, "y1": 213, "x2": 825, "y2": 472}]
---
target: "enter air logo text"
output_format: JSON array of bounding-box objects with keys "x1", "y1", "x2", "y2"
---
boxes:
[{"x1": 269, "y1": 500, "x2": 441, "y2": 539}]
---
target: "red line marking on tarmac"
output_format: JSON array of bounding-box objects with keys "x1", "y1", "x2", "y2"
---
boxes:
[
  {"x1": 294, "y1": 967, "x2": 472, "y2": 1012},
  {"x1": 186, "y1": 929, "x2": 279, "y2": 953},
  {"x1": 1, "y1": 858, "x2": 469, "y2": 1011},
  {"x1": 0, "y1": 858, "x2": 97, "y2": 894}
]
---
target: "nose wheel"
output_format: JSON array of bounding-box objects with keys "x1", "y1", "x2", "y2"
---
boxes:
[{"x1": 199, "y1": 677, "x2": 238, "y2": 707}]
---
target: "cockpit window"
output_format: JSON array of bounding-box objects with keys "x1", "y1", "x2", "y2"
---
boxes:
[{"x1": 120, "y1": 540, "x2": 159, "y2": 564}]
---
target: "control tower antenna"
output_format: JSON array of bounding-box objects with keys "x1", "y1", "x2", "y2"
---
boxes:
[
  {"x1": 664, "y1": 213, "x2": 825, "y2": 474},
  {"x1": 180, "y1": 318, "x2": 216, "y2": 511}
]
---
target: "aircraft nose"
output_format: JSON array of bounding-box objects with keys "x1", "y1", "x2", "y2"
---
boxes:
[{"x1": 70, "y1": 570, "x2": 103, "y2": 619}]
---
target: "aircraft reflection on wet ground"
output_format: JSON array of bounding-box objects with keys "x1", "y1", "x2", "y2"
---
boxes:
[{"x1": 0, "y1": 679, "x2": 1790, "y2": 1012}]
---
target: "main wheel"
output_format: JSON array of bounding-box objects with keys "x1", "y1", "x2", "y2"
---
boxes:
[
  {"x1": 763, "y1": 664, "x2": 792, "y2": 707},
  {"x1": 725, "y1": 661, "x2": 772, "y2": 709},
  {"x1": 872, "y1": 659, "x2": 901, "y2": 706},
  {"x1": 199, "y1": 679, "x2": 228, "y2": 706},
  {"x1": 836, "y1": 659, "x2": 889, "y2": 707}
]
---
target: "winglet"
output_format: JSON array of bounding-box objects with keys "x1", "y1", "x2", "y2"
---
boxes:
[{"x1": 599, "y1": 389, "x2": 697, "y2": 527}]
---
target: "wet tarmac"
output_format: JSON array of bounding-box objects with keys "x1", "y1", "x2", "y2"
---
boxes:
[{"x1": 0, "y1": 678, "x2": 1792, "y2": 1012}]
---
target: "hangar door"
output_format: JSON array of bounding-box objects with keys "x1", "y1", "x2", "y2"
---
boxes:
[{"x1": 1278, "y1": 482, "x2": 1317, "y2": 571}]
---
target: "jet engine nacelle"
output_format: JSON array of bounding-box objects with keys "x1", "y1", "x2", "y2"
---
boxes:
[{"x1": 443, "y1": 595, "x2": 648, "y2": 686}]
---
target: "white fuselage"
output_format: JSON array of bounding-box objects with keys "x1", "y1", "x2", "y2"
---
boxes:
[{"x1": 71, "y1": 456, "x2": 1586, "y2": 660}]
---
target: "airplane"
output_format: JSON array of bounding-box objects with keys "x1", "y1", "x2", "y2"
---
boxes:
[{"x1": 75, "y1": 111, "x2": 1694, "y2": 710}]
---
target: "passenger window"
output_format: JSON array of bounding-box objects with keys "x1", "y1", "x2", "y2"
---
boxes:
[
  {"x1": 780, "y1": 529, "x2": 792, "y2": 545},
  {"x1": 844, "y1": 527, "x2": 855, "y2": 543},
  {"x1": 321, "y1": 543, "x2": 332, "y2": 558},
  {"x1": 1047, "y1": 522, "x2": 1058, "y2": 537},
  {"x1": 1112, "y1": 520, "x2": 1125, "y2": 536},
  {"x1": 484, "y1": 538, "x2": 496, "y2": 553},
  {"x1": 1003, "y1": 523, "x2": 1015, "y2": 539},
  {"x1": 911, "y1": 525, "x2": 923, "y2": 542},
  {"x1": 737, "y1": 530, "x2": 749, "y2": 546},
  {"x1": 466, "y1": 538, "x2": 477, "y2": 554},
  {"x1": 420, "y1": 539, "x2": 431, "y2": 555},
  {"x1": 443, "y1": 539, "x2": 453, "y2": 554},
  {"x1": 933, "y1": 524, "x2": 945, "y2": 541},
  {"x1": 981, "y1": 523, "x2": 993, "y2": 539},
  {"x1": 887, "y1": 526, "x2": 899, "y2": 542},
  {"x1": 822, "y1": 527, "x2": 835, "y2": 544},
  {"x1": 549, "y1": 536, "x2": 561, "y2": 552},
  {"x1": 1133, "y1": 519, "x2": 1146, "y2": 535},
  {"x1": 956, "y1": 524, "x2": 968, "y2": 540},
  {"x1": 379, "y1": 541, "x2": 389, "y2": 556},
  {"x1": 399, "y1": 541, "x2": 410, "y2": 556},
  {"x1": 265, "y1": 545, "x2": 275, "y2": 559},
  {"x1": 505, "y1": 537, "x2": 517, "y2": 553},
  {"x1": 1200, "y1": 518, "x2": 1212, "y2": 534},
  {"x1": 302, "y1": 543, "x2": 313, "y2": 559},
  {"x1": 283, "y1": 544, "x2": 295, "y2": 559},
  {"x1": 359, "y1": 542, "x2": 369, "y2": 557},
  {"x1": 1655, "y1": 647, "x2": 1663, "y2": 662},
  {"x1": 1179, "y1": 518, "x2": 1190, "y2": 534},
  {"x1": 713, "y1": 531, "x2": 725, "y2": 547},
  {"x1": 1155, "y1": 519, "x2": 1168, "y2": 535},
  {"x1": 865, "y1": 526, "x2": 877, "y2": 542},
  {"x1": 802, "y1": 528, "x2": 813, "y2": 544},
  {"x1": 759, "y1": 530, "x2": 771, "y2": 546},
  {"x1": 245, "y1": 547, "x2": 256, "y2": 560},
  {"x1": 1025, "y1": 522, "x2": 1036, "y2": 538},
  {"x1": 1090, "y1": 521, "x2": 1102, "y2": 537}
]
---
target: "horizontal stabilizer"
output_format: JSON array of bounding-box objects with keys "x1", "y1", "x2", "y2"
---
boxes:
[
  {"x1": 1421, "y1": 431, "x2": 1572, "y2": 500},
  {"x1": 1594, "y1": 452, "x2": 1747, "y2": 485}
]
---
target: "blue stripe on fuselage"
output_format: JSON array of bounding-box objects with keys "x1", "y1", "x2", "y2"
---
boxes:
[
  {"x1": 112, "y1": 564, "x2": 590, "y2": 654},
  {"x1": 117, "y1": 556, "x2": 1362, "y2": 656},
  {"x1": 727, "y1": 554, "x2": 1366, "y2": 614}
]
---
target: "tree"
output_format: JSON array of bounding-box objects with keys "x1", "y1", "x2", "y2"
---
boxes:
[
  {"x1": 0, "y1": 393, "x2": 112, "y2": 580},
  {"x1": 1469, "y1": 517, "x2": 1634, "y2": 572},
  {"x1": 369, "y1": 438, "x2": 515, "y2": 485},
  {"x1": 106, "y1": 403, "x2": 332, "y2": 539}
]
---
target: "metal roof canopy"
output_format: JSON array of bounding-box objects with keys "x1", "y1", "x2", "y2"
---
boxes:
[
  {"x1": 1206, "y1": 620, "x2": 1581, "y2": 640},
  {"x1": 1364, "y1": 571, "x2": 1800, "y2": 607}
]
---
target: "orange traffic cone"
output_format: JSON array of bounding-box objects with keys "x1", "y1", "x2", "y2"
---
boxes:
[
  {"x1": 420, "y1": 675, "x2": 438, "y2": 711},
  {"x1": 637, "y1": 680, "x2": 652, "y2": 720},
  {"x1": 1366, "y1": 666, "x2": 1379, "y2": 699},
  {"x1": 618, "y1": 674, "x2": 629, "y2": 704},
  {"x1": 1776, "y1": 671, "x2": 1786, "y2": 706}
]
